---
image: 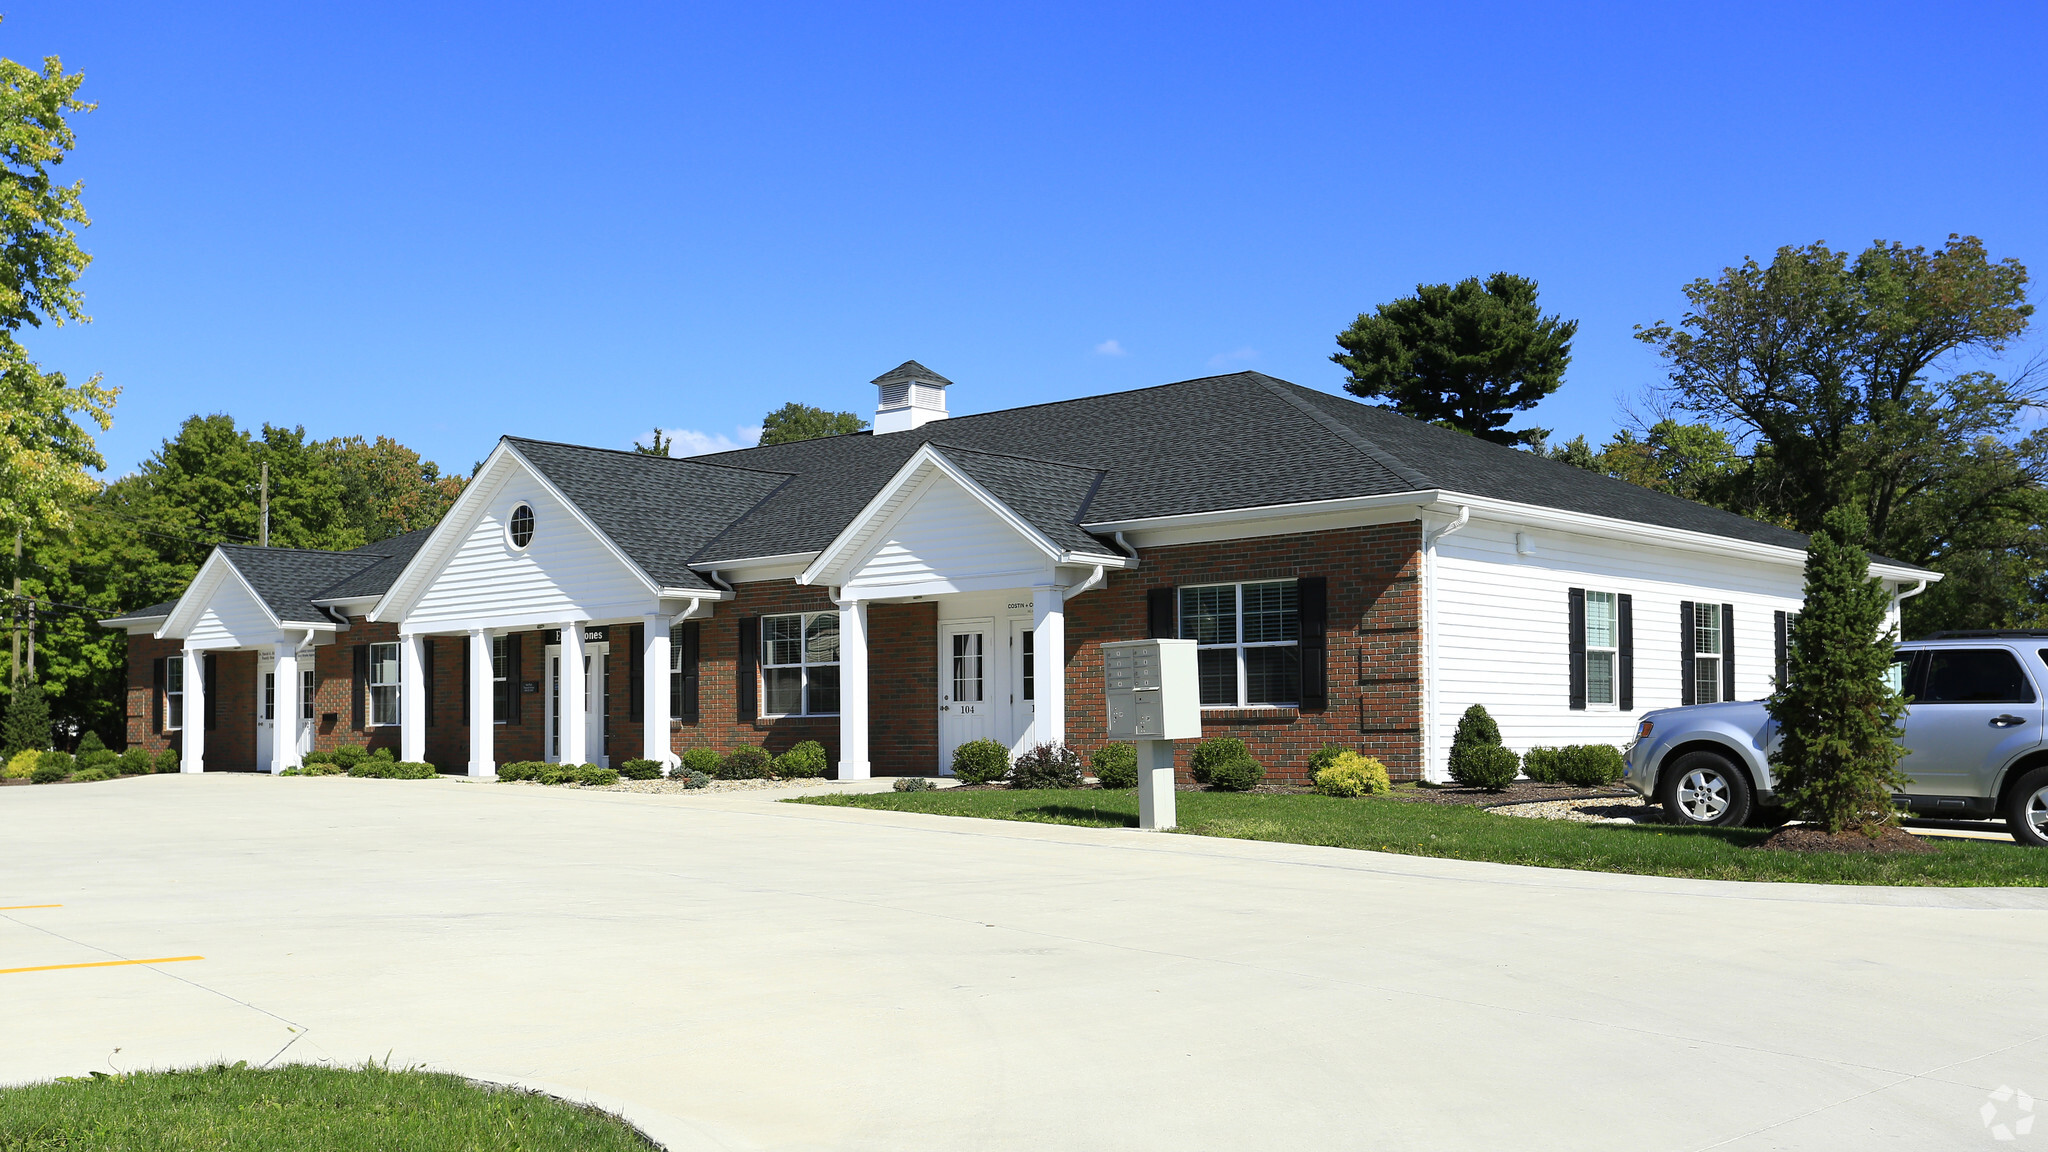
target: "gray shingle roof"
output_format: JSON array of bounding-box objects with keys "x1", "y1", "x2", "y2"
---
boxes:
[
  {"x1": 936, "y1": 445, "x2": 1112, "y2": 557},
  {"x1": 218, "y1": 530, "x2": 433, "y2": 622},
  {"x1": 873, "y1": 360, "x2": 953, "y2": 386},
  {"x1": 505, "y1": 438, "x2": 792, "y2": 591},
  {"x1": 310, "y1": 529, "x2": 435, "y2": 602}
]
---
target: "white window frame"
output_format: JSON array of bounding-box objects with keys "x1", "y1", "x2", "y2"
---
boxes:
[
  {"x1": 1584, "y1": 590, "x2": 1619, "y2": 708},
  {"x1": 301, "y1": 668, "x2": 316, "y2": 720},
  {"x1": 507, "y1": 502, "x2": 535, "y2": 550},
  {"x1": 368, "y1": 641, "x2": 401, "y2": 727},
  {"x1": 760, "y1": 611, "x2": 840, "y2": 718},
  {"x1": 1692, "y1": 602, "x2": 1723, "y2": 705},
  {"x1": 165, "y1": 656, "x2": 185, "y2": 731},
  {"x1": 1181, "y1": 580, "x2": 1300, "y2": 709},
  {"x1": 491, "y1": 636, "x2": 510, "y2": 725},
  {"x1": 263, "y1": 672, "x2": 276, "y2": 722}
]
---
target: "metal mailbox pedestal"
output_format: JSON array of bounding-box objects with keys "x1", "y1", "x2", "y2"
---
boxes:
[{"x1": 1102, "y1": 639, "x2": 1201, "y2": 830}]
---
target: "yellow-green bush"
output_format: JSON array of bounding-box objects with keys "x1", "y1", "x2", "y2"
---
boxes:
[
  {"x1": 4, "y1": 748, "x2": 39, "y2": 779},
  {"x1": 1314, "y1": 751, "x2": 1392, "y2": 798}
]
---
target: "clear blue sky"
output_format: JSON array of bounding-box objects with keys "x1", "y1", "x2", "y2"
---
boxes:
[{"x1": 16, "y1": 1, "x2": 2048, "y2": 477}]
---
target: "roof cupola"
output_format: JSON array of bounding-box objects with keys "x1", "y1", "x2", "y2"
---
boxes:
[{"x1": 872, "y1": 360, "x2": 952, "y2": 434}]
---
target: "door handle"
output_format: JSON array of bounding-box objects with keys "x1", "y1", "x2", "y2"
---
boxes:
[{"x1": 1993, "y1": 715, "x2": 2027, "y2": 727}]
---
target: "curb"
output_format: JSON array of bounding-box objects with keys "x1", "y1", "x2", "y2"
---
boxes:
[{"x1": 457, "y1": 1069, "x2": 740, "y2": 1151}]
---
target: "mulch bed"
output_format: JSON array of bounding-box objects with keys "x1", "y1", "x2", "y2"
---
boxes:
[
  {"x1": 1384, "y1": 780, "x2": 1635, "y2": 808},
  {"x1": 1753, "y1": 824, "x2": 1938, "y2": 854}
]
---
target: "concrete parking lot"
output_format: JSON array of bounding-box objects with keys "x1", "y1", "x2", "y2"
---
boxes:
[{"x1": 4, "y1": 774, "x2": 2046, "y2": 1151}]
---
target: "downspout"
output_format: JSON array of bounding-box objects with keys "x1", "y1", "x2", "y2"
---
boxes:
[
  {"x1": 1111, "y1": 532, "x2": 1141, "y2": 566},
  {"x1": 705, "y1": 570, "x2": 735, "y2": 597},
  {"x1": 1891, "y1": 578, "x2": 1929, "y2": 636},
  {"x1": 1062, "y1": 564, "x2": 1107, "y2": 601},
  {"x1": 1421, "y1": 506, "x2": 1471, "y2": 783}
]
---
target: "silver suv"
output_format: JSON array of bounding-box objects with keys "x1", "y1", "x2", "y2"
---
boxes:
[{"x1": 1622, "y1": 632, "x2": 2048, "y2": 845}]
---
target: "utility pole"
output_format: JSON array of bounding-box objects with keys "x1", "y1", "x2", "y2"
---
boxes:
[
  {"x1": 260, "y1": 460, "x2": 270, "y2": 547},
  {"x1": 9, "y1": 528, "x2": 19, "y2": 685}
]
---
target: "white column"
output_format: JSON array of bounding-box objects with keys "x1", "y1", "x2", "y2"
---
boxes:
[
  {"x1": 558, "y1": 621, "x2": 586, "y2": 765},
  {"x1": 642, "y1": 614, "x2": 675, "y2": 768},
  {"x1": 836, "y1": 598, "x2": 870, "y2": 780},
  {"x1": 1031, "y1": 584, "x2": 1066, "y2": 749},
  {"x1": 399, "y1": 632, "x2": 426, "y2": 763},
  {"x1": 271, "y1": 642, "x2": 301, "y2": 774},
  {"x1": 468, "y1": 629, "x2": 495, "y2": 776},
  {"x1": 181, "y1": 648, "x2": 205, "y2": 773},
  {"x1": 1138, "y1": 739, "x2": 1177, "y2": 830}
]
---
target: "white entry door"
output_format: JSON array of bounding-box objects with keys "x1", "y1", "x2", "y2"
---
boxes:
[
  {"x1": 255, "y1": 651, "x2": 275, "y2": 770},
  {"x1": 297, "y1": 667, "x2": 316, "y2": 758},
  {"x1": 938, "y1": 621, "x2": 997, "y2": 773},
  {"x1": 545, "y1": 642, "x2": 611, "y2": 766},
  {"x1": 1007, "y1": 617, "x2": 1037, "y2": 755}
]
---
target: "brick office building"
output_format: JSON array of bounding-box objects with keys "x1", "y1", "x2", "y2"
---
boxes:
[{"x1": 102, "y1": 365, "x2": 1937, "y2": 782}]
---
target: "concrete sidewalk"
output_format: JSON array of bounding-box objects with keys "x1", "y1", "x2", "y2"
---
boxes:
[{"x1": 3, "y1": 773, "x2": 2045, "y2": 1151}]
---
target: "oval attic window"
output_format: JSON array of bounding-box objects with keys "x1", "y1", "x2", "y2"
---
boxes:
[{"x1": 509, "y1": 503, "x2": 535, "y2": 548}]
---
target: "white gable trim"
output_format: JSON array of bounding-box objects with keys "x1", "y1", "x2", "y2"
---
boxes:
[
  {"x1": 156, "y1": 551, "x2": 282, "y2": 641},
  {"x1": 369, "y1": 441, "x2": 677, "y2": 624}
]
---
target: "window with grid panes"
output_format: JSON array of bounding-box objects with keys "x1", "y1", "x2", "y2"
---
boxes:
[
  {"x1": 1692, "y1": 603, "x2": 1723, "y2": 704},
  {"x1": 1584, "y1": 591, "x2": 1618, "y2": 706},
  {"x1": 761, "y1": 612, "x2": 840, "y2": 716},
  {"x1": 1180, "y1": 581, "x2": 1299, "y2": 707}
]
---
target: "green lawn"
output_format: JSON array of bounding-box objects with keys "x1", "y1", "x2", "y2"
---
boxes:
[
  {"x1": 790, "y1": 789, "x2": 2048, "y2": 886},
  {"x1": 0, "y1": 1063, "x2": 653, "y2": 1151}
]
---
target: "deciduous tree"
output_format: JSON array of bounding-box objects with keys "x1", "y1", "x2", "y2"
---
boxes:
[{"x1": 759, "y1": 403, "x2": 867, "y2": 446}]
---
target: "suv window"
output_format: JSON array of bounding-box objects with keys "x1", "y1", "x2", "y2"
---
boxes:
[{"x1": 1919, "y1": 649, "x2": 2036, "y2": 704}]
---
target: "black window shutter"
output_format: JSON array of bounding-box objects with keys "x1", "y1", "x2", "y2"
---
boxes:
[
  {"x1": 1147, "y1": 588, "x2": 1175, "y2": 638},
  {"x1": 1721, "y1": 603, "x2": 1736, "y2": 701},
  {"x1": 1773, "y1": 610, "x2": 1788, "y2": 690},
  {"x1": 1296, "y1": 576, "x2": 1328, "y2": 710},
  {"x1": 1679, "y1": 602, "x2": 1696, "y2": 706},
  {"x1": 1567, "y1": 588, "x2": 1587, "y2": 711},
  {"x1": 203, "y1": 654, "x2": 218, "y2": 731},
  {"x1": 152, "y1": 657, "x2": 166, "y2": 733},
  {"x1": 677, "y1": 622, "x2": 700, "y2": 724},
  {"x1": 506, "y1": 633, "x2": 523, "y2": 725},
  {"x1": 1617, "y1": 593, "x2": 1635, "y2": 711},
  {"x1": 423, "y1": 640, "x2": 436, "y2": 728},
  {"x1": 351, "y1": 645, "x2": 368, "y2": 730},
  {"x1": 460, "y1": 638, "x2": 470, "y2": 726},
  {"x1": 629, "y1": 624, "x2": 645, "y2": 716},
  {"x1": 737, "y1": 617, "x2": 758, "y2": 721}
]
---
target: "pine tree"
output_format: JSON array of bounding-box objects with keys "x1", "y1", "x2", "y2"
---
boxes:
[
  {"x1": 1767, "y1": 505, "x2": 1911, "y2": 833},
  {"x1": 2, "y1": 676, "x2": 51, "y2": 755}
]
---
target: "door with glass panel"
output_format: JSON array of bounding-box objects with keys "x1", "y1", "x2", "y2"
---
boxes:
[
  {"x1": 255, "y1": 650, "x2": 275, "y2": 770},
  {"x1": 544, "y1": 641, "x2": 610, "y2": 766},
  {"x1": 1006, "y1": 617, "x2": 1036, "y2": 755},
  {"x1": 938, "y1": 621, "x2": 997, "y2": 772}
]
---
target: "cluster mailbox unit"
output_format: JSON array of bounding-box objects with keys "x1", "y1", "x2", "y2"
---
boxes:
[{"x1": 1102, "y1": 638, "x2": 1201, "y2": 829}]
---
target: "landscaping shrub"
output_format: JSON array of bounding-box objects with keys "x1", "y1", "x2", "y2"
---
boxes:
[
  {"x1": 1456, "y1": 744, "x2": 1520, "y2": 792},
  {"x1": 30, "y1": 762, "x2": 68, "y2": 784},
  {"x1": 1189, "y1": 737, "x2": 1253, "y2": 785},
  {"x1": 329, "y1": 745, "x2": 368, "y2": 769},
  {"x1": 1447, "y1": 704, "x2": 1503, "y2": 785},
  {"x1": 773, "y1": 740, "x2": 830, "y2": 778},
  {"x1": 893, "y1": 777, "x2": 935, "y2": 792},
  {"x1": 76, "y1": 731, "x2": 108, "y2": 757},
  {"x1": 1306, "y1": 744, "x2": 1347, "y2": 781},
  {"x1": 117, "y1": 748, "x2": 151, "y2": 775},
  {"x1": 78, "y1": 749, "x2": 119, "y2": 773},
  {"x1": 719, "y1": 747, "x2": 771, "y2": 780},
  {"x1": 681, "y1": 748, "x2": 721, "y2": 777},
  {"x1": 678, "y1": 769, "x2": 710, "y2": 789},
  {"x1": 1091, "y1": 743, "x2": 1138, "y2": 789},
  {"x1": 70, "y1": 766, "x2": 112, "y2": 783},
  {"x1": 950, "y1": 739, "x2": 1011, "y2": 785},
  {"x1": 1009, "y1": 742, "x2": 1083, "y2": 789},
  {"x1": 154, "y1": 748, "x2": 180, "y2": 774},
  {"x1": 4, "y1": 748, "x2": 39, "y2": 779},
  {"x1": 617, "y1": 759, "x2": 663, "y2": 780},
  {"x1": 1314, "y1": 751, "x2": 1392, "y2": 797},
  {"x1": 536, "y1": 764, "x2": 575, "y2": 785},
  {"x1": 577, "y1": 765, "x2": 619, "y2": 786},
  {"x1": 297, "y1": 761, "x2": 345, "y2": 776},
  {"x1": 1525, "y1": 745, "x2": 1625, "y2": 787},
  {"x1": 1205, "y1": 756, "x2": 1266, "y2": 792},
  {"x1": 497, "y1": 761, "x2": 541, "y2": 782},
  {"x1": 347, "y1": 760, "x2": 437, "y2": 780},
  {"x1": 1, "y1": 677, "x2": 49, "y2": 757},
  {"x1": 370, "y1": 746, "x2": 395, "y2": 762},
  {"x1": 38, "y1": 750, "x2": 75, "y2": 777},
  {"x1": 1522, "y1": 746, "x2": 1563, "y2": 783}
]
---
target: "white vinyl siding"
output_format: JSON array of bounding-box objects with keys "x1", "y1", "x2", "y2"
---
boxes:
[
  {"x1": 762, "y1": 612, "x2": 839, "y2": 717},
  {"x1": 185, "y1": 571, "x2": 280, "y2": 648},
  {"x1": 841, "y1": 471, "x2": 1051, "y2": 595},
  {"x1": 368, "y1": 642, "x2": 400, "y2": 726}
]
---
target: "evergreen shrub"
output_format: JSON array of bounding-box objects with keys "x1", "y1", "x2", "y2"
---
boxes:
[
  {"x1": 773, "y1": 741, "x2": 829, "y2": 778},
  {"x1": 678, "y1": 769, "x2": 710, "y2": 789},
  {"x1": 1010, "y1": 743, "x2": 1083, "y2": 789},
  {"x1": 718, "y1": 747, "x2": 771, "y2": 780},
  {"x1": 1447, "y1": 705, "x2": 1503, "y2": 785},
  {"x1": 76, "y1": 731, "x2": 108, "y2": 756},
  {"x1": 70, "y1": 767, "x2": 111, "y2": 783},
  {"x1": 4, "y1": 748, "x2": 39, "y2": 778},
  {"x1": 117, "y1": 748, "x2": 151, "y2": 775},
  {"x1": 154, "y1": 748, "x2": 180, "y2": 773},
  {"x1": 1457, "y1": 744, "x2": 1520, "y2": 792},
  {"x1": 1190, "y1": 737, "x2": 1261, "y2": 790},
  {"x1": 297, "y1": 761, "x2": 344, "y2": 776},
  {"x1": 38, "y1": 750, "x2": 75, "y2": 776},
  {"x1": 893, "y1": 776, "x2": 935, "y2": 792},
  {"x1": 31, "y1": 762, "x2": 67, "y2": 784},
  {"x1": 1091, "y1": 743, "x2": 1138, "y2": 789},
  {"x1": 681, "y1": 748, "x2": 721, "y2": 777},
  {"x1": 577, "y1": 765, "x2": 619, "y2": 786},
  {"x1": 1314, "y1": 751, "x2": 1392, "y2": 797},
  {"x1": 497, "y1": 761, "x2": 541, "y2": 782},
  {"x1": 1306, "y1": 744, "x2": 1347, "y2": 781},
  {"x1": 950, "y1": 739, "x2": 1011, "y2": 785},
  {"x1": 1206, "y1": 757, "x2": 1265, "y2": 791},
  {"x1": 617, "y1": 759, "x2": 663, "y2": 780},
  {"x1": 2, "y1": 678, "x2": 49, "y2": 755},
  {"x1": 348, "y1": 760, "x2": 437, "y2": 779}
]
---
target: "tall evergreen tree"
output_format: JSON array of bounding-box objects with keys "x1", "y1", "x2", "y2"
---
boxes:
[
  {"x1": 1767, "y1": 505, "x2": 1911, "y2": 834},
  {"x1": 1, "y1": 674, "x2": 48, "y2": 754}
]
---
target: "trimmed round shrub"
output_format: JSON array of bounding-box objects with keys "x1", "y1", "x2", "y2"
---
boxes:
[
  {"x1": 537, "y1": 764, "x2": 575, "y2": 785},
  {"x1": 1205, "y1": 756, "x2": 1265, "y2": 792},
  {"x1": 1306, "y1": 744, "x2": 1347, "y2": 781},
  {"x1": 369, "y1": 746, "x2": 396, "y2": 762},
  {"x1": 950, "y1": 739, "x2": 1011, "y2": 785},
  {"x1": 681, "y1": 748, "x2": 721, "y2": 777},
  {"x1": 893, "y1": 776, "x2": 935, "y2": 792},
  {"x1": 298, "y1": 761, "x2": 345, "y2": 776},
  {"x1": 1314, "y1": 751, "x2": 1391, "y2": 798},
  {"x1": 78, "y1": 749, "x2": 119, "y2": 773},
  {"x1": 1560, "y1": 744, "x2": 1625, "y2": 787},
  {"x1": 38, "y1": 751, "x2": 76, "y2": 777},
  {"x1": 1188, "y1": 737, "x2": 1253, "y2": 785},
  {"x1": 4, "y1": 748, "x2": 40, "y2": 779},
  {"x1": 773, "y1": 740, "x2": 829, "y2": 779},
  {"x1": 718, "y1": 747, "x2": 771, "y2": 780},
  {"x1": 76, "y1": 731, "x2": 108, "y2": 757},
  {"x1": 1457, "y1": 744, "x2": 1520, "y2": 792},
  {"x1": 1448, "y1": 704, "x2": 1503, "y2": 784},
  {"x1": 617, "y1": 758, "x2": 663, "y2": 781},
  {"x1": 153, "y1": 748, "x2": 180, "y2": 774},
  {"x1": 70, "y1": 766, "x2": 112, "y2": 783},
  {"x1": 117, "y1": 747, "x2": 152, "y2": 775},
  {"x1": 31, "y1": 762, "x2": 68, "y2": 784},
  {"x1": 348, "y1": 760, "x2": 438, "y2": 779},
  {"x1": 1010, "y1": 743, "x2": 1083, "y2": 789},
  {"x1": 576, "y1": 765, "x2": 619, "y2": 786},
  {"x1": 496, "y1": 761, "x2": 538, "y2": 782},
  {"x1": 679, "y1": 769, "x2": 711, "y2": 789},
  {"x1": 1522, "y1": 746, "x2": 1564, "y2": 784},
  {"x1": 1091, "y1": 743, "x2": 1138, "y2": 789},
  {"x1": 329, "y1": 745, "x2": 368, "y2": 769}
]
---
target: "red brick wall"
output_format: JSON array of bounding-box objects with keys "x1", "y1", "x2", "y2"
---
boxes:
[
  {"x1": 124, "y1": 634, "x2": 182, "y2": 757},
  {"x1": 1062, "y1": 522, "x2": 1424, "y2": 783},
  {"x1": 119, "y1": 637, "x2": 261, "y2": 768}
]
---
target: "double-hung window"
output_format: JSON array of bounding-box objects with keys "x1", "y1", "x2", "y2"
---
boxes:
[
  {"x1": 1691, "y1": 603, "x2": 1723, "y2": 705},
  {"x1": 301, "y1": 669, "x2": 316, "y2": 720},
  {"x1": 368, "y1": 642, "x2": 401, "y2": 726},
  {"x1": 762, "y1": 612, "x2": 839, "y2": 716},
  {"x1": 263, "y1": 673, "x2": 276, "y2": 721},
  {"x1": 1584, "y1": 591, "x2": 1618, "y2": 706},
  {"x1": 1181, "y1": 581, "x2": 1299, "y2": 707},
  {"x1": 165, "y1": 657, "x2": 185, "y2": 730},
  {"x1": 491, "y1": 636, "x2": 510, "y2": 724}
]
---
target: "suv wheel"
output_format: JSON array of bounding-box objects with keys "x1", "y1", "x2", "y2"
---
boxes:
[
  {"x1": 2003, "y1": 767, "x2": 2048, "y2": 847},
  {"x1": 1658, "y1": 750, "x2": 1753, "y2": 828}
]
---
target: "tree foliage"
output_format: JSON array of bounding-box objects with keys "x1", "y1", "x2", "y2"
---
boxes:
[
  {"x1": 1544, "y1": 419, "x2": 1761, "y2": 512},
  {"x1": 758, "y1": 402, "x2": 867, "y2": 446},
  {"x1": 1333, "y1": 272, "x2": 1576, "y2": 446},
  {"x1": 1, "y1": 673, "x2": 47, "y2": 753},
  {"x1": 0, "y1": 38, "x2": 114, "y2": 537},
  {"x1": 1767, "y1": 505, "x2": 1911, "y2": 834}
]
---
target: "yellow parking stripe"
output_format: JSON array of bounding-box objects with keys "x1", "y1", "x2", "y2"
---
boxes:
[
  {"x1": 0, "y1": 904, "x2": 62, "y2": 910},
  {"x1": 0, "y1": 955, "x2": 202, "y2": 975}
]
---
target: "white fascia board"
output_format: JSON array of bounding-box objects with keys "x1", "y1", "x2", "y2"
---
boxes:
[
  {"x1": 655, "y1": 585, "x2": 733, "y2": 600},
  {"x1": 799, "y1": 444, "x2": 1067, "y2": 586},
  {"x1": 156, "y1": 551, "x2": 283, "y2": 640},
  {"x1": 1085, "y1": 491, "x2": 1444, "y2": 536},
  {"x1": 689, "y1": 550, "x2": 822, "y2": 572},
  {"x1": 98, "y1": 614, "x2": 169, "y2": 631},
  {"x1": 310, "y1": 595, "x2": 378, "y2": 608},
  {"x1": 399, "y1": 602, "x2": 672, "y2": 638},
  {"x1": 843, "y1": 569, "x2": 1056, "y2": 602}
]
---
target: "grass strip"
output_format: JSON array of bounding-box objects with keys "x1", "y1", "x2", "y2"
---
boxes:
[
  {"x1": 789, "y1": 789, "x2": 2048, "y2": 887},
  {"x1": 0, "y1": 1062, "x2": 654, "y2": 1151}
]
